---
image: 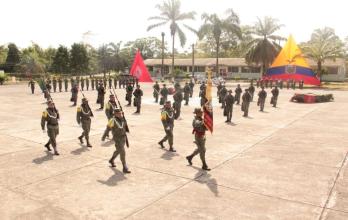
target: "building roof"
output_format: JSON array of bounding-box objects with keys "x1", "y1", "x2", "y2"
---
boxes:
[{"x1": 144, "y1": 57, "x2": 345, "y2": 67}]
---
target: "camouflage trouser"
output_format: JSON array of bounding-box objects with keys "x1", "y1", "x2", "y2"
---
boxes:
[
  {"x1": 102, "y1": 117, "x2": 112, "y2": 140},
  {"x1": 173, "y1": 102, "x2": 181, "y2": 119},
  {"x1": 47, "y1": 125, "x2": 59, "y2": 150},
  {"x1": 242, "y1": 102, "x2": 250, "y2": 116},
  {"x1": 184, "y1": 94, "x2": 189, "y2": 105},
  {"x1": 225, "y1": 105, "x2": 233, "y2": 121},
  {"x1": 110, "y1": 136, "x2": 127, "y2": 167},
  {"x1": 81, "y1": 119, "x2": 91, "y2": 143},
  {"x1": 191, "y1": 136, "x2": 206, "y2": 163},
  {"x1": 30, "y1": 86, "x2": 35, "y2": 94},
  {"x1": 259, "y1": 99, "x2": 265, "y2": 111},
  {"x1": 135, "y1": 98, "x2": 141, "y2": 112},
  {"x1": 271, "y1": 96, "x2": 278, "y2": 107},
  {"x1": 161, "y1": 128, "x2": 173, "y2": 147},
  {"x1": 235, "y1": 95, "x2": 241, "y2": 105}
]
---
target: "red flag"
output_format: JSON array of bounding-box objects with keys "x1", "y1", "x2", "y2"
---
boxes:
[
  {"x1": 130, "y1": 50, "x2": 153, "y2": 82},
  {"x1": 204, "y1": 69, "x2": 213, "y2": 133}
]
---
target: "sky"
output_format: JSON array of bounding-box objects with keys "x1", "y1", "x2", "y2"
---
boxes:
[{"x1": 1, "y1": 0, "x2": 347, "y2": 50}]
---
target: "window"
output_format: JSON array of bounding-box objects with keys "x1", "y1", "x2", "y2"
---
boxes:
[
  {"x1": 228, "y1": 66, "x2": 239, "y2": 73},
  {"x1": 241, "y1": 67, "x2": 250, "y2": 73}
]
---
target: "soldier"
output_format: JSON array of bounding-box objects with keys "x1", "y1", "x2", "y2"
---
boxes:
[
  {"x1": 28, "y1": 79, "x2": 35, "y2": 94},
  {"x1": 186, "y1": 108, "x2": 210, "y2": 171},
  {"x1": 280, "y1": 80, "x2": 283, "y2": 89},
  {"x1": 249, "y1": 83, "x2": 255, "y2": 101},
  {"x1": 256, "y1": 78, "x2": 260, "y2": 88},
  {"x1": 125, "y1": 82, "x2": 133, "y2": 106},
  {"x1": 108, "y1": 77, "x2": 112, "y2": 89},
  {"x1": 77, "y1": 98, "x2": 93, "y2": 148},
  {"x1": 160, "y1": 84, "x2": 169, "y2": 105},
  {"x1": 70, "y1": 77, "x2": 75, "y2": 89},
  {"x1": 224, "y1": 90, "x2": 235, "y2": 123},
  {"x1": 133, "y1": 84, "x2": 143, "y2": 114},
  {"x1": 173, "y1": 85, "x2": 183, "y2": 119},
  {"x1": 219, "y1": 85, "x2": 227, "y2": 109},
  {"x1": 271, "y1": 86, "x2": 279, "y2": 107},
  {"x1": 91, "y1": 77, "x2": 95, "y2": 90},
  {"x1": 103, "y1": 77, "x2": 107, "y2": 88},
  {"x1": 183, "y1": 82, "x2": 191, "y2": 105},
  {"x1": 76, "y1": 77, "x2": 80, "y2": 88},
  {"x1": 86, "y1": 77, "x2": 89, "y2": 91},
  {"x1": 292, "y1": 80, "x2": 296, "y2": 90},
  {"x1": 108, "y1": 108, "x2": 131, "y2": 174},
  {"x1": 70, "y1": 84, "x2": 78, "y2": 106},
  {"x1": 46, "y1": 80, "x2": 52, "y2": 93},
  {"x1": 189, "y1": 79, "x2": 194, "y2": 98},
  {"x1": 58, "y1": 77, "x2": 63, "y2": 92},
  {"x1": 118, "y1": 76, "x2": 122, "y2": 89},
  {"x1": 299, "y1": 80, "x2": 304, "y2": 89},
  {"x1": 286, "y1": 79, "x2": 290, "y2": 89},
  {"x1": 234, "y1": 84, "x2": 242, "y2": 105},
  {"x1": 101, "y1": 95, "x2": 118, "y2": 141},
  {"x1": 241, "y1": 89, "x2": 252, "y2": 117},
  {"x1": 217, "y1": 82, "x2": 223, "y2": 98},
  {"x1": 81, "y1": 77, "x2": 85, "y2": 91},
  {"x1": 113, "y1": 76, "x2": 118, "y2": 89},
  {"x1": 257, "y1": 86, "x2": 267, "y2": 112},
  {"x1": 199, "y1": 82, "x2": 207, "y2": 107},
  {"x1": 41, "y1": 100, "x2": 60, "y2": 155},
  {"x1": 158, "y1": 101, "x2": 176, "y2": 152},
  {"x1": 153, "y1": 81, "x2": 160, "y2": 103},
  {"x1": 52, "y1": 77, "x2": 57, "y2": 92},
  {"x1": 97, "y1": 83, "x2": 106, "y2": 109},
  {"x1": 64, "y1": 78, "x2": 69, "y2": 92}
]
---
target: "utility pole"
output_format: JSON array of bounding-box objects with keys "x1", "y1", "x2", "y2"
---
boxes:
[
  {"x1": 161, "y1": 32, "x2": 165, "y2": 78},
  {"x1": 191, "y1": 43, "x2": 195, "y2": 79}
]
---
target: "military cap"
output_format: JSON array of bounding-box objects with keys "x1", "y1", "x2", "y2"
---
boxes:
[{"x1": 193, "y1": 108, "x2": 203, "y2": 114}]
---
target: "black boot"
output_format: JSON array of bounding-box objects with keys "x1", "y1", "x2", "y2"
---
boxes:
[
  {"x1": 186, "y1": 155, "x2": 193, "y2": 165},
  {"x1": 78, "y1": 136, "x2": 84, "y2": 144},
  {"x1": 44, "y1": 141, "x2": 51, "y2": 151},
  {"x1": 202, "y1": 162, "x2": 211, "y2": 171},
  {"x1": 158, "y1": 141, "x2": 165, "y2": 149},
  {"x1": 123, "y1": 167, "x2": 131, "y2": 174},
  {"x1": 109, "y1": 159, "x2": 116, "y2": 167},
  {"x1": 169, "y1": 146, "x2": 176, "y2": 152},
  {"x1": 87, "y1": 142, "x2": 92, "y2": 148}
]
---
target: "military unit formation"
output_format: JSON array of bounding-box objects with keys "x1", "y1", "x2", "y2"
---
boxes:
[{"x1": 27, "y1": 76, "x2": 306, "y2": 174}]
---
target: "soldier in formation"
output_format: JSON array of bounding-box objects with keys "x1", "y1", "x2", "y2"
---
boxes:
[
  {"x1": 102, "y1": 95, "x2": 118, "y2": 141},
  {"x1": 28, "y1": 79, "x2": 35, "y2": 94},
  {"x1": 53, "y1": 77, "x2": 57, "y2": 92},
  {"x1": 271, "y1": 86, "x2": 279, "y2": 107},
  {"x1": 41, "y1": 100, "x2": 60, "y2": 155},
  {"x1": 186, "y1": 108, "x2": 210, "y2": 171},
  {"x1": 71, "y1": 84, "x2": 78, "y2": 106},
  {"x1": 77, "y1": 98, "x2": 93, "y2": 148},
  {"x1": 153, "y1": 81, "x2": 160, "y2": 103},
  {"x1": 97, "y1": 83, "x2": 106, "y2": 109},
  {"x1": 224, "y1": 90, "x2": 234, "y2": 123},
  {"x1": 133, "y1": 85, "x2": 143, "y2": 114},
  {"x1": 183, "y1": 82, "x2": 191, "y2": 105},
  {"x1": 173, "y1": 84, "x2": 183, "y2": 119},
  {"x1": 160, "y1": 84, "x2": 169, "y2": 105},
  {"x1": 189, "y1": 79, "x2": 194, "y2": 98},
  {"x1": 257, "y1": 87, "x2": 267, "y2": 112},
  {"x1": 158, "y1": 101, "x2": 176, "y2": 152},
  {"x1": 126, "y1": 82, "x2": 134, "y2": 106},
  {"x1": 234, "y1": 84, "x2": 242, "y2": 105},
  {"x1": 108, "y1": 108, "x2": 131, "y2": 174},
  {"x1": 218, "y1": 85, "x2": 227, "y2": 109},
  {"x1": 58, "y1": 78, "x2": 63, "y2": 92},
  {"x1": 241, "y1": 89, "x2": 252, "y2": 117},
  {"x1": 249, "y1": 82, "x2": 255, "y2": 101},
  {"x1": 64, "y1": 78, "x2": 69, "y2": 92},
  {"x1": 81, "y1": 77, "x2": 85, "y2": 91}
]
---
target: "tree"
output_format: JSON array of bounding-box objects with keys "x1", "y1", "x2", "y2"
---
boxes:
[
  {"x1": 301, "y1": 27, "x2": 344, "y2": 81},
  {"x1": 70, "y1": 43, "x2": 89, "y2": 75},
  {"x1": 147, "y1": 0, "x2": 196, "y2": 75},
  {"x1": 52, "y1": 45, "x2": 70, "y2": 74},
  {"x1": 198, "y1": 9, "x2": 242, "y2": 76},
  {"x1": 97, "y1": 44, "x2": 113, "y2": 77},
  {"x1": 124, "y1": 37, "x2": 164, "y2": 60},
  {"x1": 0, "y1": 45, "x2": 8, "y2": 65},
  {"x1": 245, "y1": 17, "x2": 284, "y2": 74},
  {"x1": 5, "y1": 43, "x2": 21, "y2": 73}
]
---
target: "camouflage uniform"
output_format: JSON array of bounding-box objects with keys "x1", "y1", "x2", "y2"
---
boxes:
[
  {"x1": 70, "y1": 85, "x2": 78, "y2": 106},
  {"x1": 271, "y1": 87, "x2": 279, "y2": 107},
  {"x1": 108, "y1": 111, "x2": 131, "y2": 174},
  {"x1": 58, "y1": 78, "x2": 63, "y2": 92},
  {"x1": 28, "y1": 79, "x2": 35, "y2": 94},
  {"x1": 242, "y1": 89, "x2": 252, "y2": 117},
  {"x1": 234, "y1": 85, "x2": 242, "y2": 105},
  {"x1": 126, "y1": 84, "x2": 133, "y2": 106},
  {"x1": 183, "y1": 83, "x2": 191, "y2": 105},
  {"x1": 153, "y1": 82, "x2": 160, "y2": 103},
  {"x1": 64, "y1": 78, "x2": 68, "y2": 92},
  {"x1": 158, "y1": 102, "x2": 176, "y2": 152},
  {"x1": 173, "y1": 88, "x2": 183, "y2": 119},
  {"x1": 102, "y1": 97, "x2": 118, "y2": 141},
  {"x1": 97, "y1": 84, "x2": 106, "y2": 109},
  {"x1": 133, "y1": 86, "x2": 143, "y2": 113},
  {"x1": 257, "y1": 88, "x2": 267, "y2": 111},
  {"x1": 186, "y1": 108, "x2": 210, "y2": 171},
  {"x1": 81, "y1": 78, "x2": 85, "y2": 91},
  {"x1": 224, "y1": 91, "x2": 234, "y2": 122},
  {"x1": 53, "y1": 78, "x2": 57, "y2": 92},
  {"x1": 77, "y1": 100, "x2": 93, "y2": 147},
  {"x1": 41, "y1": 103, "x2": 60, "y2": 155},
  {"x1": 160, "y1": 85, "x2": 169, "y2": 105}
]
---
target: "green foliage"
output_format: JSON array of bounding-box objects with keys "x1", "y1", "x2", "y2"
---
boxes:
[
  {"x1": 0, "y1": 72, "x2": 7, "y2": 85},
  {"x1": 52, "y1": 45, "x2": 70, "y2": 74},
  {"x1": 70, "y1": 43, "x2": 89, "y2": 74},
  {"x1": 5, "y1": 43, "x2": 21, "y2": 72},
  {"x1": 0, "y1": 45, "x2": 8, "y2": 64},
  {"x1": 245, "y1": 17, "x2": 284, "y2": 73}
]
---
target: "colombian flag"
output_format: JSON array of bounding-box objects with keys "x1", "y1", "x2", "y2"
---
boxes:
[
  {"x1": 204, "y1": 69, "x2": 213, "y2": 133},
  {"x1": 265, "y1": 35, "x2": 320, "y2": 85}
]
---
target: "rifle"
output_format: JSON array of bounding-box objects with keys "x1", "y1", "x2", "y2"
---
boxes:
[
  {"x1": 111, "y1": 86, "x2": 130, "y2": 148},
  {"x1": 79, "y1": 88, "x2": 94, "y2": 117}
]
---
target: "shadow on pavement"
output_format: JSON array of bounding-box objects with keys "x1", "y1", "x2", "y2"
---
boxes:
[
  {"x1": 97, "y1": 167, "x2": 127, "y2": 186},
  {"x1": 70, "y1": 144, "x2": 89, "y2": 155},
  {"x1": 32, "y1": 151, "x2": 54, "y2": 164}
]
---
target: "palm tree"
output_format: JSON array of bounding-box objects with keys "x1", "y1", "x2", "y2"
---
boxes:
[
  {"x1": 301, "y1": 27, "x2": 344, "y2": 81},
  {"x1": 245, "y1": 17, "x2": 284, "y2": 74},
  {"x1": 147, "y1": 0, "x2": 196, "y2": 76},
  {"x1": 198, "y1": 9, "x2": 242, "y2": 76}
]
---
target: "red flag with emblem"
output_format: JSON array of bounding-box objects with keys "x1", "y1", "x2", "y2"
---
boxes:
[{"x1": 130, "y1": 50, "x2": 153, "y2": 82}]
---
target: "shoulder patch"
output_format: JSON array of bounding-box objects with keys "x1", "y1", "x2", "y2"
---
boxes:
[
  {"x1": 107, "y1": 118, "x2": 114, "y2": 128},
  {"x1": 77, "y1": 107, "x2": 82, "y2": 112},
  {"x1": 161, "y1": 111, "x2": 167, "y2": 121},
  {"x1": 42, "y1": 111, "x2": 48, "y2": 118}
]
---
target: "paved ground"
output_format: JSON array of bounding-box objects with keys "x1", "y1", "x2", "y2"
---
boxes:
[{"x1": 0, "y1": 82, "x2": 347, "y2": 220}]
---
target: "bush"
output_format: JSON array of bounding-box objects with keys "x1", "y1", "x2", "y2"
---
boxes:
[{"x1": 0, "y1": 72, "x2": 8, "y2": 85}]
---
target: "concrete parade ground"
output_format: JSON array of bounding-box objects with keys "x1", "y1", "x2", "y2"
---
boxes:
[{"x1": 0, "y1": 82, "x2": 347, "y2": 220}]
